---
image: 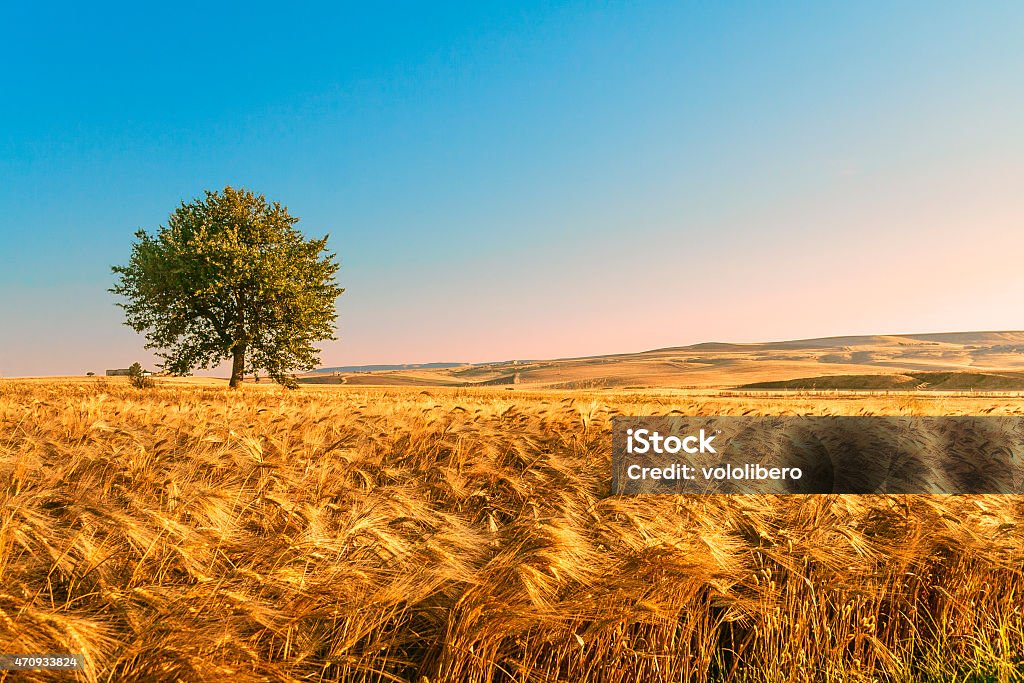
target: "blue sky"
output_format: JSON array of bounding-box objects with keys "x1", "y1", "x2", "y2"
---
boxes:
[{"x1": 2, "y1": 2, "x2": 1023, "y2": 376}]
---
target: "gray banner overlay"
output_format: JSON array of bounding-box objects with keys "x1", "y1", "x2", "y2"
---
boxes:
[{"x1": 612, "y1": 417, "x2": 1024, "y2": 494}]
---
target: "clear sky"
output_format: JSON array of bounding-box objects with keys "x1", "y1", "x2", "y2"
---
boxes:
[{"x1": 2, "y1": 2, "x2": 1022, "y2": 377}]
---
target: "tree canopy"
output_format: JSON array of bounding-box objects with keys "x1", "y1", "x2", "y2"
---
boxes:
[{"x1": 111, "y1": 187, "x2": 343, "y2": 388}]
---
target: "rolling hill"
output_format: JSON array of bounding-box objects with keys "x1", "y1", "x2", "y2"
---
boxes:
[{"x1": 301, "y1": 331, "x2": 1024, "y2": 390}]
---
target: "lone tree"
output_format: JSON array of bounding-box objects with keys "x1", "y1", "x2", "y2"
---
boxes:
[
  {"x1": 127, "y1": 362, "x2": 154, "y2": 389},
  {"x1": 111, "y1": 186, "x2": 343, "y2": 388}
]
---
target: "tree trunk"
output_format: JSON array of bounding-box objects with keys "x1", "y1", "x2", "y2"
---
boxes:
[{"x1": 229, "y1": 343, "x2": 246, "y2": 388}]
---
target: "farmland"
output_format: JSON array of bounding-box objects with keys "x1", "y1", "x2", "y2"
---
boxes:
[
  {"x1": 304, "y1": 331, "x2": 1024, "y2": 391},
  {"x1": 1, "y1": 380, "x2": 1022, "y2": 681}
]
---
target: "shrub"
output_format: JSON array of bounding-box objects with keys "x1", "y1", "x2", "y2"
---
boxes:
[{"x1": 127, "y1": 362, "x2": 155, "y2": 389}]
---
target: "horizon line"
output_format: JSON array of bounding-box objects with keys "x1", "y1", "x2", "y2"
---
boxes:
[{"x1": 6, "y1": 328, "x2": 1024, "y2": 379}]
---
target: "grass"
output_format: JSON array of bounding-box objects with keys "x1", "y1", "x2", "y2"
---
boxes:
[{"x1": 1, "y1": 380, "x2": 1022, "y2": 682}]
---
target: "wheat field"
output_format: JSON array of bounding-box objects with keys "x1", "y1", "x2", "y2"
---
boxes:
[{"x1": 1, "y1": 380, "x2": 1022, "y2": 682}]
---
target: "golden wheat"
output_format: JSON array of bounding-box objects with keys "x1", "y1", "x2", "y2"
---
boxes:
[{"x1": 0, "y1": 380, "x2": 1021, "y2": 682}]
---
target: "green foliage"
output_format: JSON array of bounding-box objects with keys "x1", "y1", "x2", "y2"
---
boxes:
[
  {"x1": 111, "y1": 187, "x2": 344, "y2": 387},
  {"x1": 127, "y1": 362, "x2": 154, "y2": 389}
]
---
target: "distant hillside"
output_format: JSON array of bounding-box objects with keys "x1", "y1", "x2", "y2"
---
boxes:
[
  {"x1": 672, "y1": 331, "x2": 1024, "y2": 352},
  {"x1": 739, "y1": 371, "x2": 1024, "y2": 391},
  {"x1": 314, "y1": 362, "x2": 466, "y2": 373},
  {"x1": 303, "y1": 331, "x2": 1024, "y2": 390}
]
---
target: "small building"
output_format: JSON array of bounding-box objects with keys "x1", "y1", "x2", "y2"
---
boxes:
[{"x1": 106, "y1": 369, "x2": 131, "y2": 376}]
